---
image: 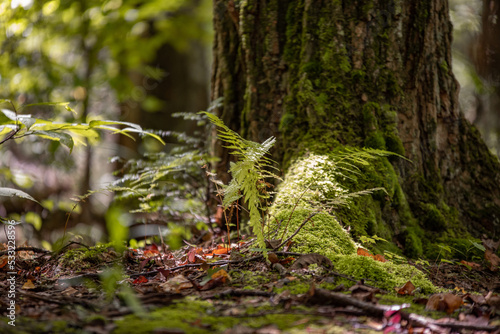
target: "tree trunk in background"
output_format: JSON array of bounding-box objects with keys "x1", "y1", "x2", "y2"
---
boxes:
[
  {"x1": 472, "y1": 0, "x2": 500, "y2": 156},
  {"x1": 211, "y1": 0, "x2": 500, "y2": 255}
]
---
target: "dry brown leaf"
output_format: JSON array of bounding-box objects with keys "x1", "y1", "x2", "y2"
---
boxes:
[
  {"x1": 425, "y1": 293, "x2": 463, "y2": 314},
  {"x1": 485, "y1": 249, "x2": 500, "y2": 272},
  {"x1": 396, "y1": 281, "x2": 416, "y2": 295},
  {"x1": 22, "y1": 279, "x2": 36, "y2": 290},
  {"x1": 212, "y1": 268, "x2": 231, "y2": 282},
  {"x1": 485, "y1": 291, "x2": 500, "y2": 308},
  {"x1": 267, "y1": 252, "x2": 279, "y2": 264}
]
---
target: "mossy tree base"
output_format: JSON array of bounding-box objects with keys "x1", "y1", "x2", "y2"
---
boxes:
[{"x1": 211, "y1": 0, "x2": 500, "y2": 254}]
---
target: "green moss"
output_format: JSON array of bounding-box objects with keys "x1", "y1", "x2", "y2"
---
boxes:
[
  {"x1": 331, "y1": 254, "x2": 436, "y2": 294},
  {"x1": 113, "y1": 297, "x2": 315, "y2": 334},
  {"x1": 231, "y1": 270, "x2": 271, "y2": 290},
  {"x1": 273, "y1": 209, "x2": 356, "y2": 258},
  {"x1": 421, "y1": 203, "x2": 447, "y2": 231},
  {"x1": 403, "y1": 227, "x2": 424, "y2": 258},
  {"x1": 0, "y1": 318, "x2": 80, "y2": 334},
  {"x1": 364, "y1": 131, "x2": 387, "y2": 150},
  {"x1": 61, "y1": 242, "x2": 118, "y2": 270},
  {"x1": 384, "y1": 130, "x2": 405, "y2": 156},
  {"x1": 273, "y1": 277, "x2": 311, "y2": 294}
]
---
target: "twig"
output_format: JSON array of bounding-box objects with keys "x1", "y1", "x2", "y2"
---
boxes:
[
  {"x1": 280, "y1": 188, "x2": 310, "y2": 241},
  {"x1": 275, "y1": 211, "x2": 319, "y2": 250}
]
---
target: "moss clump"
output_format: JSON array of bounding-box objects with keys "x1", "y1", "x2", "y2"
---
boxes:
[
  {"x1": 273, "y1": 209, "x2": 356, "y2": 258},
  {"x1": 61, "y1": 243, "x2": 118, "y2": 270},
  {"x1": 113, "y1": 297, "x2": 314, "y2": 334},
  {"x1": 421, "y1": 203, "x2": 447, "y2": 231},
  {"x1": 403, "y1": 227, "x2": 424, "y2": 258},
  {"x1": 331, "y1": 254, "x2": 437, "y2": 294}
]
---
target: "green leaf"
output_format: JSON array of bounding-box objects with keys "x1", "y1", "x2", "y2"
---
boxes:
[
  {"x1": 33, "y1": 130, "x2": 74, "y2": 153},
  {"x1": 89, "y1": 119, "x2": 142, "y2": 130},
  {"x1": 0, "y1": 109, "x2": 17, "y2": 121},
  {"x1": 18, "y1": 115, "x2": 35, "y2": 130},
  {"x1": 0, "y1": 187, "x2": 40, "y2": 204}
]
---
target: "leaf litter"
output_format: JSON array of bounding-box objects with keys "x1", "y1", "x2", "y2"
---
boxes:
[{"x1": 0, "y1": 238, "x2": 499, "y2": 333}]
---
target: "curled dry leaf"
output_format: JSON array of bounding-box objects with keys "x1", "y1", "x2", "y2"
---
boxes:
[
  {"x1": 268, "y1": 252, "x2": 279, "y2": 264},
  {"x1": 425, "y1": 293, "x2": 463, "y2": 314},
  {"x1": 396, "y1": 281, "x2": 415, "y2": 295}
]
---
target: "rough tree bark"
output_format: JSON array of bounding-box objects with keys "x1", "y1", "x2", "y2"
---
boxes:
[{"x1": 211, "y1": 0, "x2": 500, "y2": 256}]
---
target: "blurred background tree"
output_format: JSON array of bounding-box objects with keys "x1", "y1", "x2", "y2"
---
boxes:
[
  {"x1": 0, "y1": 0, "x2": 212, "y2": 243},
  {"x1": 450, "y1": 0, "x2": 500, "y2": 156}
]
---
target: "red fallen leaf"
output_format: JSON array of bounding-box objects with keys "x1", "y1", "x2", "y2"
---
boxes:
[
  {"x1": 279, "y1": 257, "x2": 295, "y2": 265},
  {"x1": 485, "y1": 249, "x2": 500, "y2": 272},
  {"x1": 143, "y1": 249, "x2": 159, "y2": 257},
  {"x1": 0, "y1": 256, "x2": 8, "y2": 268},
  {"x1": 460, "y1": 260, "x2": 481, "y2": 270},
  {"x1": 425, "y1": 293, "x2": 463, "y2": 314},
  {"x1": 145, "y1": 244, "x2": 159, "y2": 251},
  {"x1": 133, "y1": 275, "x2": 148, "y2": 284},
  {"x1": 357, "y1": 247, "x2": 374, "y2": 258},
  {"x1": 396, "y1": 281, "x2": 416, "y2": 295}
]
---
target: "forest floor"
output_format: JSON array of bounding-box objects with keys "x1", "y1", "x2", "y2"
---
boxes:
[{"x1": 0, "y1": 239, "x2": 499, "y2": 334}]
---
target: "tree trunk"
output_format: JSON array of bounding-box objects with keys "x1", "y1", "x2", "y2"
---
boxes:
[{"x1": 211, "y1": 0, "x2": 500, "y2": 256}]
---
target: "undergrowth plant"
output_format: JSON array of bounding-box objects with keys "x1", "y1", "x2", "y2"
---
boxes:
[
  {"x1": 0, "y1": 99, "x2": 164, "y2": 223},
  {"x1": 202, "y1": 112, "x2": 281, "y2": 258}
]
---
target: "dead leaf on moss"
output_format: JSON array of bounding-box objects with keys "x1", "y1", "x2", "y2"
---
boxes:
[
  {"x1": 396, "y1": 281, "x2": 415, "y2": 295},
  {"x1": 425, "y1": 293, "x2": 463, "y2": 314}
]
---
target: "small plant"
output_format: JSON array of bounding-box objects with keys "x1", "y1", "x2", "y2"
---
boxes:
[
  {"x1": 202, "y1": 112, "x2": 281, "y2": 258},
  {"x1": 0, "y1": 99, "x2": 165, "y2": 216}
]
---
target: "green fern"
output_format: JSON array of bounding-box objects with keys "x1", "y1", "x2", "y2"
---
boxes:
[{"x1": 202, "y1": 112, "x2": 280, "y2": 258}]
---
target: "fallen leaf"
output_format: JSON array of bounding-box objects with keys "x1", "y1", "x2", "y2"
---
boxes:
[
  {"x1": 0, "y1": 255, "x2": 8, "y2": 268},
  {"x1": 268, "y1": 252, "x2": 279, "y2": 264},
  {"x1": 460, "y1": 260, "x2": 481, "y2": 270},
  {"x1": 22, "y1": 279, "x2": 36, "y2": 290},
  {"x1": 464, "y1": 293, "x2": 486, "y2": 305},
  {"x1": 396, "y1": 281, "x2": 415, "y2": 295},
  {"x1": 482, "y1": 238, "x2": 500, "y2": 252},
  {"x1": 211, "y1": 268, "x2": 231, "y2": 282},
  {"x1": 374, "y1": 254, "x2": 386, "y2": 262},
  {"x1": 485, "y1": 291, "x2": 500, "y2": 308},
  {"x1": 485, "y1": 249, "x2": 500, "y2": 272},
  {"x1": 425, "y1": 293, "x2": 463, "y2": 314},
  {"x1": 133, "y1": 275, "x2": 148, "y2": 284},
  {"x1": 279, "y1": 257, "x2": 295, "y2": 265},
  {"x1": 357, "y1": 247, "x2": 374, "y2": 258}
]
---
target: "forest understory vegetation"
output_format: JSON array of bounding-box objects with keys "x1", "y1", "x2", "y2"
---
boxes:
[{"x1": 1, "y1": 107, "x2": 499, "y2": 333}]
